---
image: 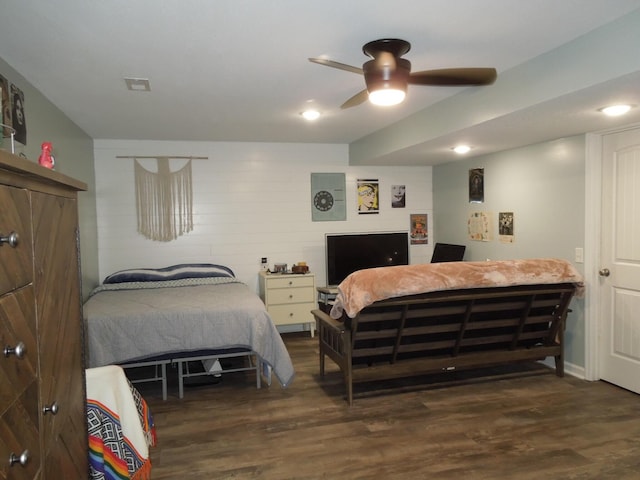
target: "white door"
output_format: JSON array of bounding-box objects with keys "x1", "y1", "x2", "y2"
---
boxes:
[{"x1": 599, "y1": 126, "x2": 640, "y2": 394}]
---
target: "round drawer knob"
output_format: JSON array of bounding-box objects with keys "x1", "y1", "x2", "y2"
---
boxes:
[
  {"x1": 9, "y1": 449, "x2": 30, "y2": 467},
  {"x1": 43, "y1": 401, "x2": 59, "y2": 415},
  {"x1": 0, "y1": 231, "x2": 19, "y2": 248},
  {"x1": 4, "y1": 341, "x2": 26, "y2": 359}
]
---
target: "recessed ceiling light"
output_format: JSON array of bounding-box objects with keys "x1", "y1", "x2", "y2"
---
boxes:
[
  {"x1": 452, "y1": 145, "x2": 472, "y2": 154},
  {"x1": 598, "y1": 104, "x2": 634, "y2": 116},
  {"x1": 124, "y1": 77, "x2": 151, "y2": 92},
  {"x1": 301, "y1": 109, "x2": 321, "y2": 121}
]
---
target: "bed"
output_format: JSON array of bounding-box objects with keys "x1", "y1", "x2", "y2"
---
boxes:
[{"x1": 83, "y1": 263, "x2": 295, "y2": 399}]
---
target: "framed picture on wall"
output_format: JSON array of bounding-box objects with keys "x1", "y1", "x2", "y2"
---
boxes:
[{"x1": 10, "y1": 83, "x2": 26, "y2": 145}]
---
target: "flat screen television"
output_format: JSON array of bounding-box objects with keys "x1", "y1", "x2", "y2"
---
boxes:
[
  {"x1": 430, "y1": 243, "x2": 466, "y2": 263},
  {"x1": 326, "y1": 232, "x2": 409, "y2": 286}
]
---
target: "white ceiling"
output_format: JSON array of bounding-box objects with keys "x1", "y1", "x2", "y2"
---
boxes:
[{"x1": 1, "y1": 0, "x2": 640, "y2": 165}]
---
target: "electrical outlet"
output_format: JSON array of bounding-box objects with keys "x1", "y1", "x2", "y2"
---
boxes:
[{"x1": 575, "y1": 247, "x2": 584, "y2": 264}]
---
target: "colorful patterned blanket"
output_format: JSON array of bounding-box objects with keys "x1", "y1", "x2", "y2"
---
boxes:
[{"x1": 87, "y1": 365, "x2": 156, "y2": 480}]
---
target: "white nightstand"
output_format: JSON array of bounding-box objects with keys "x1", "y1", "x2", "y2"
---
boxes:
[{"x1": 258, "y1": 271, "x2": 316, "y2": 336}]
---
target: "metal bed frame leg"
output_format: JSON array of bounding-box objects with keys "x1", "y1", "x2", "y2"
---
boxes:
[
  {"x1": 161, "y1": 363, "x2": 167, "y2": 400},
  {"x1": 177, "y1": 360, "x2": 185, "y2": 399}
]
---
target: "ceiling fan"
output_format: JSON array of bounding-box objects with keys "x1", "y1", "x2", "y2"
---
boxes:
[{"x1": 309, "y1": 38, "x2": 497, "y2": 109}]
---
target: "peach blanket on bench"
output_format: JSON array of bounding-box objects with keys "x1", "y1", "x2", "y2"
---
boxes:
[{"x1": 330, "y1": 258, "x2": 584, "y2": 319}]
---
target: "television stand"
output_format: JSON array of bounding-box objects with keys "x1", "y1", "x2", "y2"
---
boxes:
[{"x1": 317, "y1": 286, "x2": 339, "y2": 314}]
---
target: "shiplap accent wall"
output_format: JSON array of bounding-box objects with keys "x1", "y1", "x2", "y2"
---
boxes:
[{"x1": 93, "y1": 140, "x2": 433, "y2": 293}]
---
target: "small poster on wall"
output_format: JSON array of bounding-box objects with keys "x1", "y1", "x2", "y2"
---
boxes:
[
  {"x1": 468, "y1": 211, "x2": 493, "y2": 241},
  {"x1": 499, "y1": 211, "x2": 515, "y2": 243},
  {"x1": 357, "y1": 179, "x2": 379, "y2": 214},
  {"x1": 0, "y1": 74, "x2": 11, "y2": 139},
  {"x1": 391, "y1": 184, "x2": 406, "y2": 208},
  {"x1": 410, "y1": 213, "x2": 428, "y2": 244},
  {"x1": 10, "y1": 83, "x2": 26, "y2": 145},
  {"x1": 469, "y1": 168, "x2": 484, "y2": 203},
  {"x1": 310, "y1": 173, "x2": 347, "y2": 221}
]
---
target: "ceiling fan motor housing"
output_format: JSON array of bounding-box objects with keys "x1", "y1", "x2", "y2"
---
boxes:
[{"x1": 363, "y1": 57, "x2": 411, "y2": 94}]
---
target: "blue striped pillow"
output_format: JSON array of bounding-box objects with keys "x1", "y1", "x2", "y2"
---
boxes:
[{"x1": 103, "y1": 263, "x2": 235, "y2": 284}]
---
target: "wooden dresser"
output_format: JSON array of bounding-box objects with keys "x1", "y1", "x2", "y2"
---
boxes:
[
  {"x1": 258, "y1": 271, "x2": 316, "y2": 336},
  {"x1": 0, "y1": 150, "x2": 87, "y2": 479}
]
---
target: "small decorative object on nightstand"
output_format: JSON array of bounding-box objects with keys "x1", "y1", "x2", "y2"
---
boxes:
[{"x1": 259, "y1": 270, "x2": 316, "y2": 337}]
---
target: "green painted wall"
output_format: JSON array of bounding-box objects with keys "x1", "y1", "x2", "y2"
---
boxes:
[
  {"x1": 0, "y1": 56, "x2": 99, "y2": 298},
  {"x1": 433, "y1": 135, "x2": 586, "y2": 369}
]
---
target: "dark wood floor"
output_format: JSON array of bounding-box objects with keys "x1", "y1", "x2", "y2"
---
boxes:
[{"x1": 137, "y1": 333, "x2": 640, "y2": 479}]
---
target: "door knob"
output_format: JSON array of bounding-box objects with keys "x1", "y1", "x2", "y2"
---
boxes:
[{"x1": 599, "y1": 268, "x2": 610, "y2": 277}]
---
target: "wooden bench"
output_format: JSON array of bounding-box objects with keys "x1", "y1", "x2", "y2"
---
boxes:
[{"x1": 312, "y1": 283, "x2": 578, "y2": 405}]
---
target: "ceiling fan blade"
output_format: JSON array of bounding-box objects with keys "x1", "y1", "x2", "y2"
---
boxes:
[
  {"x1": 308, "y1": 57, "x2": 363, "y2": 75},
  {"x1": 340, "y1": 89, "x2": 369, "y2": 109},
  {"x1": 409, "y1": 68, "x2": 497, "y2": 86}
]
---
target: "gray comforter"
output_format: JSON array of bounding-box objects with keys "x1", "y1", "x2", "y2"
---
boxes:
[{"x1": 84, "y1": 278, "x2": 295, "y2": 387}]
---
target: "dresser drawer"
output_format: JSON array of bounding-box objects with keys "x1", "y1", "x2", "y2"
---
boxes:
[
  {"x1": 266, "y1": 275, "x2": 315, "y2": 289},
  {"x1": 268, "y1": 286, "x2": 315, "y2": 305},
  {"x1": 267, "y1": 302, "x2": 315, "y2": 326},
  {"x1": 0, "y1": 286, "x2": 37, "y2": 413},
  {"x1": 0, "y1": 185, "x2": 33, "y2": 295},
  {"x1": 0, "y1": 382, "x2": 40, "y2": 480}
]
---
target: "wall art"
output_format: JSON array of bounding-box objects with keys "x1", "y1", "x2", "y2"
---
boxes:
[
  {"x1": 10, "y1": 83, "x2": 26, "y2": 145},
  {"x1": 115, "y1": 155, "x2": 207, "y2": 241},
  {"x1": 499, "y1": 211, "x2": 514, "y2": 243},
  {"x1": 0, "y1": 74, "x2": 11, "y2": 139},
  {"x1": 469, "y1": 167, "x2": 484, "y2": 203},
  {"x1": 410, "y1": 213, "x2": 428, "y2": 244},
  {"x1": 468, "y1": 211, "x2": 493, "y2": 241},
  {"x1": 391, "y1": 184, "x2": 406, "y2": 208},
  {"x1": 357, "y1": 178, "x2": 379, "y2": 214},
  {"x1": 310, "y1": 172, "x2": 346, "y2": 221}
]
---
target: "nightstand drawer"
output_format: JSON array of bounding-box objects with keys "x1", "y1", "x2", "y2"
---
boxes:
[
  {"x1": 267, "y1": 303, "x2": 315, "y2": 326},
  {"x1": 268, "y1": 286, "x2": 315, "y2": 305},
  {"x1": 266, "y1": 275, "x2": 315, "y2": 289}
]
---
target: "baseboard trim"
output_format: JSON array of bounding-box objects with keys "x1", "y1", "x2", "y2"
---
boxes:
[{"x1": 540, "y1": 358, "x2": 586, "y2": 380}]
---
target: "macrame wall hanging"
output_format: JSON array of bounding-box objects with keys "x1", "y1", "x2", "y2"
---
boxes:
[{"x1": 116, "y1": 155, "x2": 207, "y2": 242}]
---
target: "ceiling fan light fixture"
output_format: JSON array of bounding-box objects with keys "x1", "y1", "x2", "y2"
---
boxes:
[
  {"x1": 368, "y1": 88, "x2": 406, "y2": 106},
  {"x1": 599, "y1": 104, "x2": 634, "y2": 116}
]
